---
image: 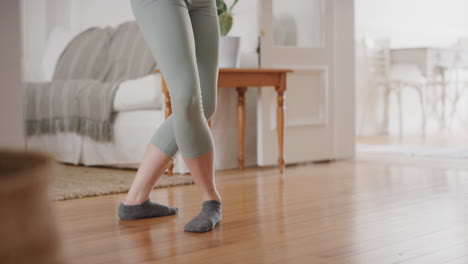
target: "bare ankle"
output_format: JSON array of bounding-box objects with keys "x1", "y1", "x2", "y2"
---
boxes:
[
  {"x1": 202, "y1": 193, "x2": 221, "y2": 202},
  {"x1": 122, "y1": 197, "x2": 148, "y2": 205}
]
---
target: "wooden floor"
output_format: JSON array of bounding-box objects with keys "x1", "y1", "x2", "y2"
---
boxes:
[
  {"x1": 54, "y1": 152, "x2": 468, "y2": 263},
  {"x1": 357, "y1": 131, "x2": 468, "y2": 148}
]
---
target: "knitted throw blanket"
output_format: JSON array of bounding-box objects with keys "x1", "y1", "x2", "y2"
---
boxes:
[{"x1": 25, "y1": 21, "x2": 156, "y2": 142}]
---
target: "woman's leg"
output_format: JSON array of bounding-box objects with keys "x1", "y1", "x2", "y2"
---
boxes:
[
  {"x1": 123, "y1": 143, "x2": 173, "y2": 205},
  {"x1": 183, "y1": 0, "x2": 222, "y2": 232},
  {"x1": 134, "y1": 0, "x2": 215, "y2": 158},
  {"x1": 121, "y1": 0, "x2": 194, "y2": 210},
  {"x1": 183, "y1": 0, "x2": 221, "y2": 202}
]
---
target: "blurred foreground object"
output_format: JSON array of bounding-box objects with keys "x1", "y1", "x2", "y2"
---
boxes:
[{"x1": 0, "y1": 150, "x2": 64, "y2": 264}]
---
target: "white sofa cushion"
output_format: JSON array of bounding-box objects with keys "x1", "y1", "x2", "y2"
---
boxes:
[
  {"x1": 42, "y1": 27, "x2": 162, "y2": 112},
  {"x1": 113, "y1": 73, "x2": 163, "y2": 112}
]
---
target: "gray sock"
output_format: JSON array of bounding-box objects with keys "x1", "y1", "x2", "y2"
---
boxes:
[
  {"x1": 184, "y1": 200, "x2": 222, "y2": 233},
  {"x1": 118, "y1": 199, "x2": 178, "y2": 220}
]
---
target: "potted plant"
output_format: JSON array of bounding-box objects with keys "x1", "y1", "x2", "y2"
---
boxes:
[{"x1": 217, "y1": 0, "x2": 241, "y2": 68}]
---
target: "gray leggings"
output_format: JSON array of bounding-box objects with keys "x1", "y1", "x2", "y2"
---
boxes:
[{"x1": 130, "y1": 0, "x2": 219, "y2": 159}]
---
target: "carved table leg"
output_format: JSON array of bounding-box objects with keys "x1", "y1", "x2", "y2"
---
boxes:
[
  {"x1": 236, "y1": 87, "x2": 247, "y2": 169},
  {"x1": 276, "y1": 74, "x2": 286, "y2": 173}
]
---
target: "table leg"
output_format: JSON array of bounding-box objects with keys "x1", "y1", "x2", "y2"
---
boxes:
[
  {"x1": 276, "y1": 75, "x2": 286, "y2": 173},
  {"x1": 236, "y1": 87, "x2": 247, "y2": 169},
  {"x1": 441, "y1": 68, "x2": 447, "y2": 129}
]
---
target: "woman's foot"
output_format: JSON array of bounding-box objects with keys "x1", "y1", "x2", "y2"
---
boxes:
[
  {"x1": 118, "y1": 198, "x2": 178, "y2": 220},
  {"x1": 184, "y1": 200, "x2": 222, "y2": 232}
]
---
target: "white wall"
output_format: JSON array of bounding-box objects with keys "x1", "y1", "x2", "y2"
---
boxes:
[
  {"x1": 356, "y1": 0, "x2": 468, "y2": 48},
  {"x1": 67, "y1": 0, "x2": 259, "y2": 51},
  {"x1": 0, "y1": 0, "x2": 25, "y2": 150},
  {"x1": 21, "y1": 0, "x2": 48, "y2": 82},
  {"x1": 355, "y1": 0, "x2": 468, "y2": 136},
  {"x1": 69, "y1": 0, "x2": 134, "y2": 31}
]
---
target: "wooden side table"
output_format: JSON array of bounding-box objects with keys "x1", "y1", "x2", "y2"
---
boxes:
[{"x1": 154, "y1": 68, "x2": 293, "y2": 175}]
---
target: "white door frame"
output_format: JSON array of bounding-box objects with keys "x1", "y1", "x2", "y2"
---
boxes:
[{"x1": 257, "y1": 0, "x2": 355, "y2": 166}]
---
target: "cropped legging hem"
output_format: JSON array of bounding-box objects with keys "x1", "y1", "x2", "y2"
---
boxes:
[
  {"x1": 131, "y1": 0, "x2": 219, "y2": 160},
  {"x1": 151, "y1": 140, "x2": 214, "y2": 160},
  {"x1": 151, "y1": 138, "x2": 177, "y2": 161}
]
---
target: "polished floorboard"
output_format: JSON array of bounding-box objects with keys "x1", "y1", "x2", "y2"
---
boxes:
[{"x1": 54, "y1": 152, "x2": 468, "y2": 263}]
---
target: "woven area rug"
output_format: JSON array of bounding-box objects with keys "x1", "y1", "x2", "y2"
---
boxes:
[{"x1": 50, "y1": 163, "x2": 193, "y2": 201}]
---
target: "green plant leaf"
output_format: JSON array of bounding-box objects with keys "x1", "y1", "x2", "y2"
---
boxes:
[
  {"x1": 216, "y1": 0, "x2": 227, "y2": 15},
  {"x1": 218, "y1": 12, "x2": 233, "y2": 36}
]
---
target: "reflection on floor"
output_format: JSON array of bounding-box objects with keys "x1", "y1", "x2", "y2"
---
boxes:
[
  {"x1": 357, "y1": 131, "x2": 468, "y2": 148},
  {"x1": 358, "y1": 132, "x2": 468, "y2": 159}
]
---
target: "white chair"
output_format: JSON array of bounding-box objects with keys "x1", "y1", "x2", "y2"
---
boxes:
[
  {"x1": 446, "y1": 38, "x2": 468, "y2": 126},
  {"x1": 363, "y1": 37, "x2": 427, "y2": 137}
]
